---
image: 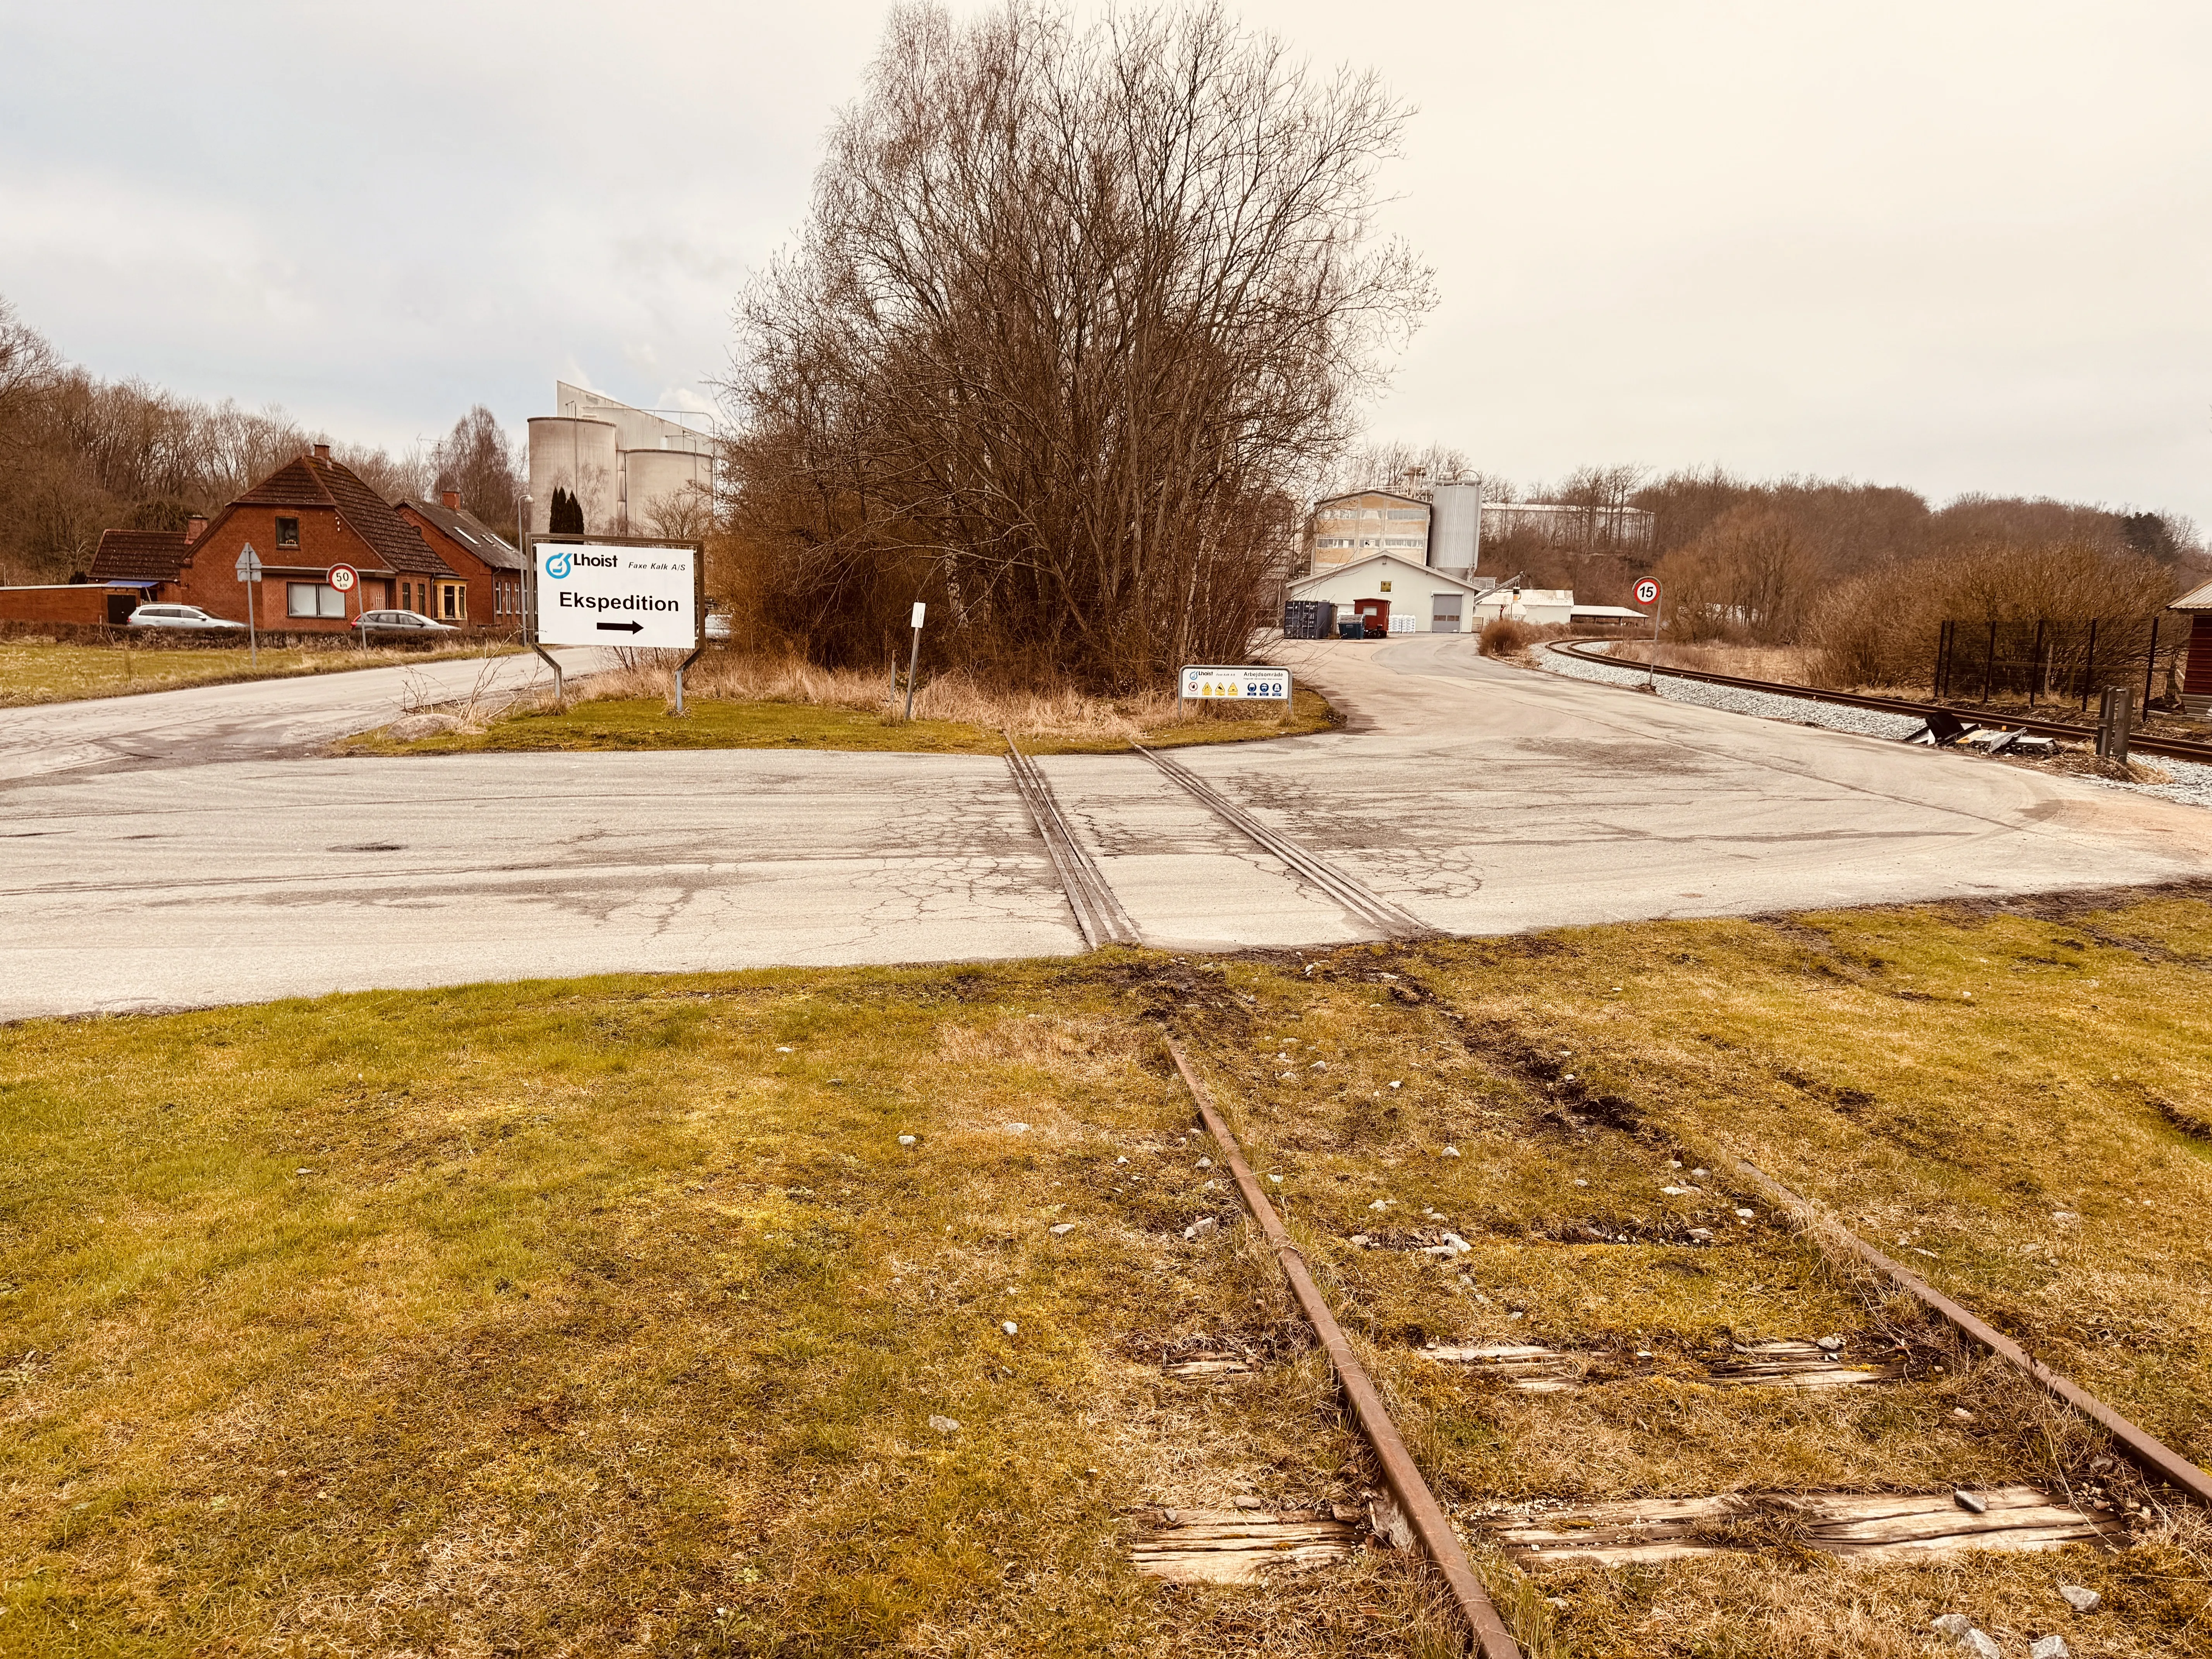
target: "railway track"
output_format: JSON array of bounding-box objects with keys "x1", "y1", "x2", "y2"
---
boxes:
[
  {"x1": 1552, "y1": 638, "x2": 2212, "y2": 766},
  {"x1": 1144, "y1": 993, "x2": 2210, "y2": 1657},
  {"x1": 1004, "y1": 732, "x2": 1427, "y2": 948}
]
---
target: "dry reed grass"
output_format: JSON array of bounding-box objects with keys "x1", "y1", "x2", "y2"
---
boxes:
[
  {"x1": 575, "y1": 647, "x2": 1180, "y2": 740},
  {"x1": 1607, "y1": 640, "x2": 1822, "y2": 685}
]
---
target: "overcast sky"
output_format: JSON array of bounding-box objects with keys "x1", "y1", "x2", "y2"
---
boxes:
[{"x1": 5, "y1": 2, "x2": 2208, "y2": 525}]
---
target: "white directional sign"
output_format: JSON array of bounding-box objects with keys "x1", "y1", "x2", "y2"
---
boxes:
[
  {"x1": 1180, "y1": 665, "x2": 1292, "y2": 702},
  {"x1": 534, "y1": 541, "x2": 697, "y2": 649}
]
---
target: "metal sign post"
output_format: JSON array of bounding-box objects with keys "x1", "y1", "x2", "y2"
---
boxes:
[
  {"x1": 234, "y1": 544, "x2": 263, "y2": 666},
  {"x1": 520, "y1": 505, "x2": 563, "y2": 703},
  {"x1": 672, "y1": 553, "x2": 706, "y2": 716},
  {"x1": 1634, "y1": 578, "x2": 1662, "y2": 687},
  {"x1": 328, "y1": 563, "x2": 360, "y2": 646},
  {"x1": 903, "y1": 601, "x2": 925, "y2": 721}
]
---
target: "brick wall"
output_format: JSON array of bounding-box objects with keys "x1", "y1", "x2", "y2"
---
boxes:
[
  {"x1": 0, "y1": 586, "x2": 140, "y2": 625},
  {"x1": 173, "y1": 506, "x2": 398, "y2": 631}
]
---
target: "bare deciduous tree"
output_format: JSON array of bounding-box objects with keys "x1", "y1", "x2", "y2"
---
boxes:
[
  {"x1": 721, "y1": 0, "x2": 1432, "y2": 688},
  {"x1": 431, "y1": 405, "x2": 525, "y2": 530}
]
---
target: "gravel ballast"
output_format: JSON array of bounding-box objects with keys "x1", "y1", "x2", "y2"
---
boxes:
[{"x1": 1536, "y1": 643, "x2": 2212, "y2": 812}]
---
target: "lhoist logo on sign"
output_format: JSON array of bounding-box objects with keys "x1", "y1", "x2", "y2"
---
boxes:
[{"x1": 544, "y1": 549, "x2": 573, "y2": 580}]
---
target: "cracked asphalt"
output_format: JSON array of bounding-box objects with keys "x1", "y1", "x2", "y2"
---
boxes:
[{"x1": 5, "y1": 635, "x2": 2208, "y2": 1020}]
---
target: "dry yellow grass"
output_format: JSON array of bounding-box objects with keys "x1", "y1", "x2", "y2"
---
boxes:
[{"x1": 1607, "y1": 640, "x2": 1821, "y2": 685}]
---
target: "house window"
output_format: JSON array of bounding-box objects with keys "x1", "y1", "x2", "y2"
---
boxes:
[
  {"x1": 275, "y1": 517, "x2": 300, "y2": 550},
  {"x1": 441, "y1": 583, "x2": 465, "y2": 620},
  {"x1": 286, "y1": 582, "x2": 345, "y2": 618}
]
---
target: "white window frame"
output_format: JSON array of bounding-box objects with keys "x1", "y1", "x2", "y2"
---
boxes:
[{"x1": 287, "y1": 582, "x2": 345, "y2": 618}]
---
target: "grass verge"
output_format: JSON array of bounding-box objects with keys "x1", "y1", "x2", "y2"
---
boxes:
[
  {"x1": 335, "y1": 684, "x2": 1337, "y2": 757},
  {"x1": 0, "y1": 640, "x2": 520, "y2": 707},
  {"x1": 5, "y1": 890, "x2": 2210, "y2": 1655}
]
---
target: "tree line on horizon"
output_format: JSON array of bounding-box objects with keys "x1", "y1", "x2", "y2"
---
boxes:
[
  {"x1": 0, "y1": 297, "x2": 524, "y2": 586},
  {"x1": 1325, "y1": 443, "x2": 2202, "y2": 689}
]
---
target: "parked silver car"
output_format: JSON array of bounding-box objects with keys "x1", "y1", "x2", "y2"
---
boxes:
[
  {"x1": 126, "y1": 604, "x2": 246, "y2": 631},
  {"x1": 353, "y1": 610, "x2": 460, "y2": 637}
]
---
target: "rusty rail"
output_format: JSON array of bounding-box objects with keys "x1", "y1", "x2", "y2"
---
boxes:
[
  {"x1": 1719, "y1": 1151, "x2": 2212, "y2": 1508},
  {"x1": 1163, "y1": 1037, "x2": 1523, "y2": 1659}
]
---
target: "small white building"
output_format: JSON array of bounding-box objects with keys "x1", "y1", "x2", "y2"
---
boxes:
[{"x1": 1286, "y1": 554, "x2": 1496, "y2": 634}]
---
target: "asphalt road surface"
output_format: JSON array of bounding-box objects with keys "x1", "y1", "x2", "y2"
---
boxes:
[
  {"x1": 0, "y1": 647, "x2": 611, "y2": 782},
  {"x1": 5, "y1": 636, "x2": 2207, "y2": 1019}
]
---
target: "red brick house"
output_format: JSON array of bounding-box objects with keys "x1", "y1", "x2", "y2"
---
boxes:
[
  {"x1": 2173, "y1": 576, "x2": 2212, "y2": 718},
  {"x1": 398, "y1": 490, "x2": 527, "y2": 634},
  {"x1": 88, "y1": 445, "x2": 455, "y2": 634}
]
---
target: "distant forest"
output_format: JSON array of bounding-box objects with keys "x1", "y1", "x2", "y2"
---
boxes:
[
  {"x1": 0, "y1": 297, "x2": 522, "y2": 586},
  {"x1": 1331, "y1": 443, "x2": 2205, "y2": 685}
]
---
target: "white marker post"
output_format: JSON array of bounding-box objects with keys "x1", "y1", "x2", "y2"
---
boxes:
[
  {"x1": 903, "y1": 601, "x2": 926, "y2": 722},
  {"x1": 1634, "y1": 578, "x2": 1662, "y2": 688},
  {"x1": 234, "y1": 544, "x2": 263, "y2": 666}
]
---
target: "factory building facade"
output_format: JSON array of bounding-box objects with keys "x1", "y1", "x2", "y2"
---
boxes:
[{"x1": 526, "y1": 383, "x2": 716, "y2": 539}]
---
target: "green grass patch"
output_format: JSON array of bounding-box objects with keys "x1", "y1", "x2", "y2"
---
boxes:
[
  {"x1": 341, "y1": 695, "x2": 1009, "y2": 755},
  {"x1": 7, "y1": 893, "x2": 2212, "y2": 1655},
  {"x1": 0, "y1": 640, "x2": 518, "y2": 707},
  {"x1": 341, "y1": 683, "x2": 1337, "y2": 757}
]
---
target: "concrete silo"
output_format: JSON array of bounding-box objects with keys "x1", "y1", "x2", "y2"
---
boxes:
[
  {"x1": 526, "y1": 417, "x2": 619, "y2": 535},
  {"x1": 1428, "y1": 482, "x2": 1483, "y2": 579},
  {"x1": 623, "y1": 445, "x2": 715, "y2": 536}
]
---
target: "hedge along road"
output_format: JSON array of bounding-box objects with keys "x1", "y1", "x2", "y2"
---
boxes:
[{"x1": 5, "y1": 634, "x2": 2212, "y2": 1021}]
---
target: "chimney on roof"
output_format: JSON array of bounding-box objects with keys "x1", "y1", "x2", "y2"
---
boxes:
[
  {"x1": 313, "y1": 443, "x2": 331, "y2": 460},
  {"x1": 441, "y1": 487, "x2": 462, "y2": 510},
  {"x1": 184, "y1": 514, "x2": 208, "y2": 545}
]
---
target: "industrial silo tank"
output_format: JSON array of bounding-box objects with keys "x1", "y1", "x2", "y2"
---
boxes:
[
  {"x1": 1428, "y1": 482, "x2": 1482, "y2": 574},
  {"x1": 526, "y1": 417, "x2": 619, "y2": 535},
  {"x1": 622, "y1": 447, "x2": 716, "y2": 535}
]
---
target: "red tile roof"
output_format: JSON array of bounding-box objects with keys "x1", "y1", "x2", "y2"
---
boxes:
[
  {"x1": 238, "y1": 455, "x2": 454, "y2": 577},
  {"x1": 89, "y1": 529, "x2": 191, "y2": 581},
  {"x1": 400, "y1": 498, "x2": 527, "y2": 572}
]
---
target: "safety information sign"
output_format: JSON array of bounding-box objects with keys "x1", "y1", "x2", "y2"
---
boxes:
[
  {"x1": 534, "y1": 541, "x2": 697, "y2": 649},
  {"x1": 1180, "y1": 665, "x2": 1292, "y2": 701}
]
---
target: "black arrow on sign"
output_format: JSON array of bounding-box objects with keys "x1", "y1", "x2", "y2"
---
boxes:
[{"x1": 595, "y1": 621, "x2": 644, "y2": 634}]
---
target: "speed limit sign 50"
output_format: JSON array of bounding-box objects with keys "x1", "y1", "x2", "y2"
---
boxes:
[
  {"x1": 327, "y1": 564, "x2": 359, "y2": 593},
  {"x1": 1634, "y1": 578, "x2": 1660, "y2": 606}
]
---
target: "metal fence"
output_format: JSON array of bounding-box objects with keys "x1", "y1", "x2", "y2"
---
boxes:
[{"x1": 1932, "y1": 617, "x2": 2185, "y2": 712}]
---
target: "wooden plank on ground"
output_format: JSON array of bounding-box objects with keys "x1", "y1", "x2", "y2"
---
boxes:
[
  {"x1": 1423, "y1": 1339, "x2": 1897, "y2": 1393},
  {"x1": 1707, "y1": 1341, "x2": 1902, "y2": 1389},
  {"x1": 1165, "y1": 1358, "x2": 1252, "y2": 1379},
  {"x1": 1489, "y1": 1486, "x2": 2124, "y2": 1570},
  {"x1": 1129, "y1": 1509, "x2": 1362, "y2": 1584}
]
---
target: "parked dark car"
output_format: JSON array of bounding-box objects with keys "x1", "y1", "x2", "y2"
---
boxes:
[{"x1": 353, "y1": 610, "x2": 460, "y2": 639}]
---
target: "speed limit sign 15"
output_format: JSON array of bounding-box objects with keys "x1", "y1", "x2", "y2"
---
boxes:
[
  {"x1": 327, "y1": 564, "x2": 359, "y2": 593},
  {"x1": 1634, "y1": 578, "x2": 1660, "y2": 606}
]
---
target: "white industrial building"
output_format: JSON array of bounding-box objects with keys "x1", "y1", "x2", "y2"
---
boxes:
[
  {"x1": 526, "y1": 383, "x2": 716, "y2": 537},
  {"x1": 1285, "y1": 553, "x2": 1582, "y2": 633}
]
